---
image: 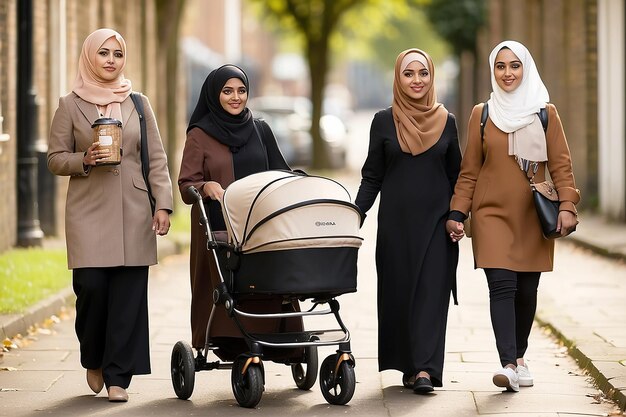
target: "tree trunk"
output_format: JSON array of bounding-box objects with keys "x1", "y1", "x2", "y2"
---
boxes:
[
  {"x1": 155, "y1": 0, "x2": 185, "y2": 179},
  {"x1": 307, "y1": 37, "x2": 331, "y2": 170}
]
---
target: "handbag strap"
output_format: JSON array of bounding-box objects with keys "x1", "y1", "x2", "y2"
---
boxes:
[
  {"x1": 480, "y1": 102, "x2": 549, "y2": 183},
  {"x1": 480, "y1": 102, "x2": 548, "y2": 140},
  {"x1": 130, "y1": 93, "x2": 156, "y2": 215}
]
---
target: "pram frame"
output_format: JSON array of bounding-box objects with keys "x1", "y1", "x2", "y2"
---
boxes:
[
  {"x1": 171, "y1": 183, "x2": 358, "y2": 407},
  {"x1": 188, "y1": 185, "x2": 353, "y2": 353}
]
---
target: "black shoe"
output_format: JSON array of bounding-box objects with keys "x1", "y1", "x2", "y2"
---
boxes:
[{"x1": 413, "y1": 376, "x2": 434, "y2": 394}]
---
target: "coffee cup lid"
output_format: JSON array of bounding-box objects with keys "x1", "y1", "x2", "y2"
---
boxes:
[{"x1": 92, "y1": 117, "x2": 122, "y2": 128}]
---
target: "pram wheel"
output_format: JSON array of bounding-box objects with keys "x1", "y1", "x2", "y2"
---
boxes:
[
  {"x1": 170, "y1": 341, "x2": 196, "y2": 400},
  {"x1": 291, "y1": 344, "x2": 318, "y2": 390},
  {"x1": 231, "y1": 355, "x2": 264, "y2": 408},
  {"x1": 319, "y1": 354, "x2": 355, "y2": 405}
]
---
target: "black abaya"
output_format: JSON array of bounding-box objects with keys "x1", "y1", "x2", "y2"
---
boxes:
[{"x1": 355, "y1": 108, "x2": 461, "y2": 386}]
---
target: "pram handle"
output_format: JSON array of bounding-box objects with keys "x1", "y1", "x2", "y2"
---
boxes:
[{"x1": 186, "y1": 186, "x2": 209, "y2": 226}]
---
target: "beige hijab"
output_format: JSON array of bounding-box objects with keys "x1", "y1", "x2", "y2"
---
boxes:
[
  {"x1": 392, "y1": 48, "x2": 448, "y2": 156},
  {"x1": 73, "y1": 28, "x2": 132, "y2": 121}
]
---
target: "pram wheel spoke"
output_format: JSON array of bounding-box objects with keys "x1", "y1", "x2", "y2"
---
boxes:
[
  {"x1": 170, "y1": 341, "x2": 195, "y2": 400},
  {"x1": 231, "y1": 355, "x2": 264, "y2": 408},
  {"x1": 319, "y1": 354, "x2": 356, "y2": 405},
  {"x1": 291, "y1": 344, "x2": 318, "y2": 390}
]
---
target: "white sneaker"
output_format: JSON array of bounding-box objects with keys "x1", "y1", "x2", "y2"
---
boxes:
[
  {"x1": 492, "y1": 367, "x2": 519, "y2": 392},
  {"x1": 516, "y1": 364, "x2": 534, "y2": 387}
]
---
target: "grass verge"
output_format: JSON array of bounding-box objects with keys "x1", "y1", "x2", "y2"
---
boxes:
[
  {"x1": 0, "y1": 208, "x2": 191, "y2": 315},
  {"x1": 0, "y1": 248, "x2": 70, "y2": 314}
]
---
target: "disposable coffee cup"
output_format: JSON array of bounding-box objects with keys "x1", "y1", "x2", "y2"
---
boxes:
[{"x1": 91, "y1": 118, "x2": 122, "y2": 165}]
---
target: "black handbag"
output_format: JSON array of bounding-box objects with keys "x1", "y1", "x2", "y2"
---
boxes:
[{"x1": 531, "y1": 180, "x2": 560, "y2": 239}]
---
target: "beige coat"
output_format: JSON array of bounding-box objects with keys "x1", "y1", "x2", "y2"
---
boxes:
[
  {"x1": 48, "y1": 93, "x2": 173, "y2": 269},
  {"x1": 451, "y1": 103, "x2": 580, "y2": 272}
]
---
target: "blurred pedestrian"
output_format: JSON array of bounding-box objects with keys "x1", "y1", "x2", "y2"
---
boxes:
[
  {"x1": 355, "y1": 48, "x2": 461, "y2": 394},
  {"x1": 48, "y1": 28, "x2": 173, "y2": 402},
  {"x1": 178, "y1": 64, "x2": 301, "y2": 364},
  {"x1": 446, "y1": 40, "x2": 580, "y2": 392}
]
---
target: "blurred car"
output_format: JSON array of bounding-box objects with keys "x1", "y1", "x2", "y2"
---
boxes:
[{"x1": 248, "y1": 96, "x2": 347, "y2": 169}]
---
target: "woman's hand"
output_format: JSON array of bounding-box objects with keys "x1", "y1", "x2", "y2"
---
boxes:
[
  {"x1": 152, "y1": 209, "x2": 171, "y2": 236},
  {"x1": 557, "y1": 210, "x2": 578, "y2": 237},
  {"x1": 82, "y1": 142, "x2": 111, "y2": 166},
  {"x1": 203, "y1": 181, "x2": 225, "y2": 201},
  {"x1": 446, "y1": 219, "x2": 465, "y2": 243}
]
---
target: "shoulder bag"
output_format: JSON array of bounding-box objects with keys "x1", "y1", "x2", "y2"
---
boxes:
[{"x1": 130, "y1": 93, "x2": 156, "y2": 215}]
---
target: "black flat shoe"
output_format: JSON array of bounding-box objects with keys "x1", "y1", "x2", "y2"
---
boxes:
[{"x1": 413, "y1": 376, "x2": 434, "y2": 394}]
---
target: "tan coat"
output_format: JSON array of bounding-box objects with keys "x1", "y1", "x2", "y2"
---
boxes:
[
  {"x1": 451, "y1": 103, "x2": 580, "y2": 272},
  {"x1": 48, "y1": 93, "x2": 173, "y2": 269}
]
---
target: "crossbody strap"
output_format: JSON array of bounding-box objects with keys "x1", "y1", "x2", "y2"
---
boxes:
[
  {"x1": 480, "y1": 102, "x2": 548, "y2": 141},
  {"x1": 130, "y1": 93, "x2": 155, "y2": 215}
]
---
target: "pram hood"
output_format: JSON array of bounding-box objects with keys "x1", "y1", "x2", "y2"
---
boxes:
[{"x1": 221, "y1": 170, "x2": 363, "y2": 254}]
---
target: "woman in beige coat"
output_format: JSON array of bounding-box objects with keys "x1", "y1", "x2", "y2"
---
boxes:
[
  {"x1": 48, "y1": 28, "x2": 173, "y2": 402},
  {"x1": 446, "y1": 40, "x2": 579, "y2": 392}
]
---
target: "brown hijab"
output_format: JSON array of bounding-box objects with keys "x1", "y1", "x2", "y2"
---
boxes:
[
  {"x1": 392, "y1": 48, "x2": 448, "y2": 155},
  {"x1": 73, "y1": 28, "x2": 132, "y2": 121}
]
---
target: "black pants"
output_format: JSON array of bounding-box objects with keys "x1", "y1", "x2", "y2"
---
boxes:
[
  {"x1": 73, "y1": 266, "x2": 150, "y2": 389},
  {"x1": 484, "y1": 268, "x2": 540, "y2": 367}
]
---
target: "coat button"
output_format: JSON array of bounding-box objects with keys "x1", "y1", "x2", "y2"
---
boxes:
[{"x1": 113, "y1": 169, "x2": 120, "y2": 176}]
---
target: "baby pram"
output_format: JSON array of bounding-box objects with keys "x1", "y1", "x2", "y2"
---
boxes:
[{"x1": 170, "y1": 170, "x2": 363, "y2": 408}]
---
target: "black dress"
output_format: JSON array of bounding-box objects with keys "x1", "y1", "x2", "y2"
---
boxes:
[{"x1": 355, "y1": 108, "x2": 461, "y2": 386}]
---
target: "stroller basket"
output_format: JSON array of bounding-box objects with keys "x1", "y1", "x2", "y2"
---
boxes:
[{"x1": 221, "y1": 170, "x2": 363, "y2": 297}]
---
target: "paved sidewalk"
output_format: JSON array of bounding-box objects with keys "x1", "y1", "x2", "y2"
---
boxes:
[{"x1": 1, "y1": 172, "x2": 625, "y2": 415}]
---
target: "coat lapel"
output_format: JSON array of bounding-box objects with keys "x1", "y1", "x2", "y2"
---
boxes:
[
  {"x1": 73, "y1": 94, "x2": 136, "y2": 129},
  {"x1": 121, "y1": 96, "x2": 136, "y2": 128},
  {"x1": 73, "y1": 94, "x2": 99, "y2": 127}
]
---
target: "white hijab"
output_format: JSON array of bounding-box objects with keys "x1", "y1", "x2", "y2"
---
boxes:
[{"x1": 487, "y1": 41, "x2": 550, "y2": 168}]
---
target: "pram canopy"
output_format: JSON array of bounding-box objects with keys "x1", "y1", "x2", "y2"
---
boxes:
[{"x1": 221, "y1": 170, "x2": 363, "y2": 254}]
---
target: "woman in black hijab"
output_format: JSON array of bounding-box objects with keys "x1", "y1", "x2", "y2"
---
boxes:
[{"x1": 178, "y1": 64, "x2": 293, "y2": 360}]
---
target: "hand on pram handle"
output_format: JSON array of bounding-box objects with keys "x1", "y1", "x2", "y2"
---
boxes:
[{"x1": 186, "y1": 186, "x2": 208, "y2": 226}]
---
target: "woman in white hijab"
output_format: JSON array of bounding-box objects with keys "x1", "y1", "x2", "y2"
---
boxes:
[{"x1": 446, "y1": 40, "x2": 579, "y2": 392}]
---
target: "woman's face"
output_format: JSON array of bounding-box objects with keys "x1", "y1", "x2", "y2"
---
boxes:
[
  {"x1": 219, "y1": 77, "x2": 248, "y2": 115},
  {"x1": 94, "y1": 37, "x2": 125, "y2": 81},
  {"x1": 494, "y1": 48, "x2": 523, "y2": 92},
  {"x1": 399, "y1": 60, "x2": 431, "y2": 100}
]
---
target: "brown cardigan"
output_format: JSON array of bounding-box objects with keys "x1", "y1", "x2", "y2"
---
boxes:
[{"x1": 450, "y1": 103, "x2": 580, "y2": 272}]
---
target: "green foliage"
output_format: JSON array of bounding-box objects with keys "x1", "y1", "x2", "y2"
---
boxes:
[
  {"x1": 339, "y1": 2, "x2": 450, "y2": 70},
  {"x1": 247, "y1": 0, "x2": 450, "y2": 72},
  {"x1": 0, "y1": 248, "x2": 70, "y2": 314},
  {"x1": 420, "y1": 0, "x2": 486, "y2": 53}
]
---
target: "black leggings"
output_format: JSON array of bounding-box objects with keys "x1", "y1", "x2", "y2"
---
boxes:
[{"x1": 485, "y1": 268, "x2": 541, "y2": 367}]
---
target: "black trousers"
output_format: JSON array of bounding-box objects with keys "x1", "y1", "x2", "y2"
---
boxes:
[
  {"x1": 73, "y1": 266, "x2": 150, "y2": 388},
  {"x1": 484, "y1": 268, "x2": 540, "y2": 367}
]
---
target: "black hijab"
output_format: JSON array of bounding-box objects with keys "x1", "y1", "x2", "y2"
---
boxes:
[{"x1": 187, "y1": 64, "x2": 254, "y2": 151}]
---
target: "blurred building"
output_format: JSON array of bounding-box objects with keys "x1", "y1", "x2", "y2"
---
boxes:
[{"x1": 456, "y1": 0, "x2": 625, "y2": 221}]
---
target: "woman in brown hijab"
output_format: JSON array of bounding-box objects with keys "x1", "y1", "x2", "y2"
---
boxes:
[
  {"x1": 48, "y1": 28, "x2": 173, "y2": 402},
  {"x1": 355, "y1": 48, "x2": 461, "y2": 393}
]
